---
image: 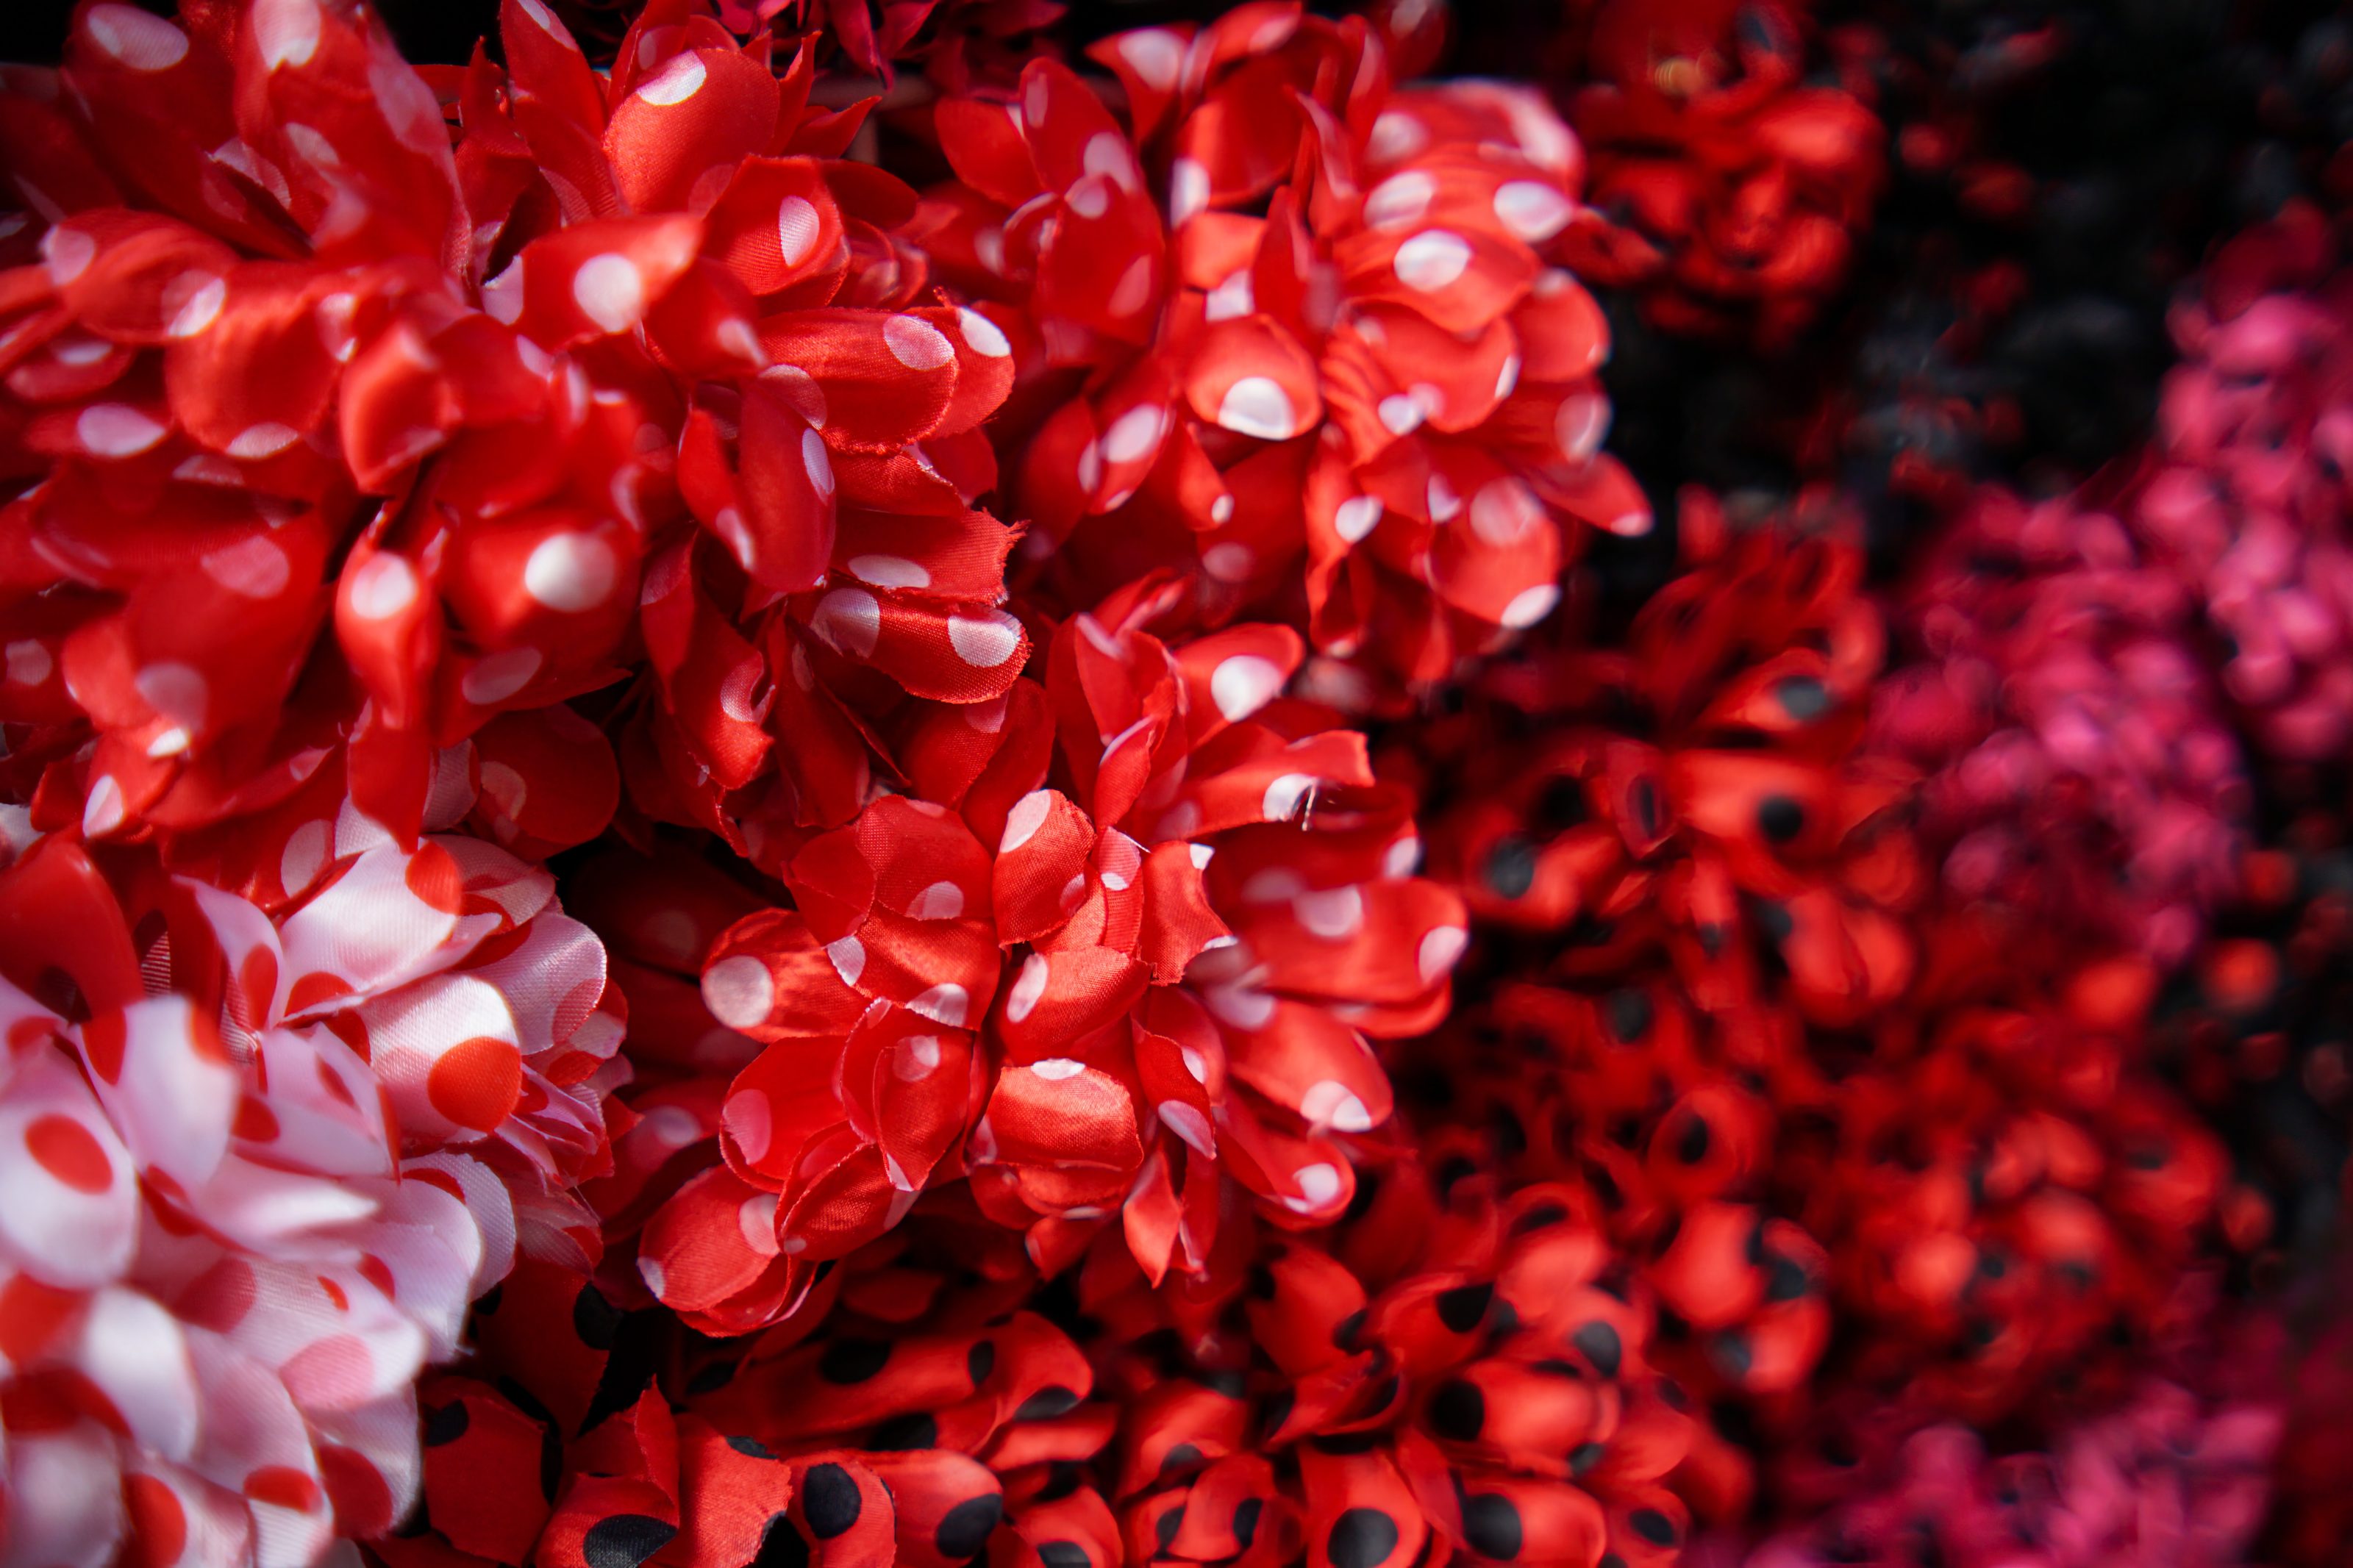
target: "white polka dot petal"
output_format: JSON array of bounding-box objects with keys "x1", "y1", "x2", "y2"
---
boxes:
[
  {"x1": 1417, "y1": 925, "x2": 1468, "y2": 984},
  {"x1": 252, "y1": 0, "x2": 321, "y2": 71},
  {"x1": 346, "y1": 553, "x2": 419, "y2": 620},
  {"x1": 1158, "y1": 1101, "x2": 1215, "y2": 1155},
  {"x1": 1006, "y1": 953, "x2": 1049, "y2": 1023},
  {"x1": 203, "y1": 534, "x2": 291, "y2": 598},
  {"x1": 810, "y1": 588, "x2": 881, "y2": 658},
  {"x1": 1500, "y1": 583, "x2": 1561, "y2": 630},
  {"x1": 1168, "y1": 158, "x2": 1210, "y2": 226},
  {"x1": 801, "y1": 426, "x2": 835, "y2": 498},
  {"x1": 226, "y1": 422, "x2": 299, "y2": 459},
  {"x1": 1493, "y1": 180, "x2": 1574, "y2": 242},
  {"x1": 461, "y1": 647, "x2": 542, "y2": 706},
  {"x1": 1116, "y1": 28, "x2": 1182, "y2": 90},
  {"x1": 1393, "y1": 230, "x2": 1473, "y2": 293},
  {"x1": 523, "y1": 532, "x2": 618, "y2": 612},
  {"x1": 5, "y1": 640, "x2": 52, "y2": 688},
  {"x1": 83, "y1": 774, "x2": 127, "y2": 837},
  {"x1": 957, "y1": 307, "x2": 1010, "y2": 357},
  {"x1": 1210, "y1": 654, "x2": 1285, "y2": 722},
  {"x1": 1202, "y1": 543, "x2": 1255, "y2": 582},
  {"x1": 906, "y1": 984, "x2": 969, "y2": 1028},
  {"x1": 884, "y1": 314, "x2": 954, "y2": 370},
  {"x1": 1334, "y1": 495, "x2": 1382, "y2": 543},
  {"x1": 636, "y1": 51, "x2": 707, "y2": 105},
  {"x1": 1300, "y1": 1079, "x2": 1375, "y2": 1134},
  {"x1": 1290, "y1": 1161, "x2": 1343, "y2": 1209},
  {"x1": 85, "y1": 4, "x2": 190, "y2": 70},
  {"x1": 905, "y1": 881, "x2": 966, "y2": 920},
  {"x1": 134, "y1": 662, "x2": 207, "y2": 728},
  {"x1": 776, "y1": 196, "x2": 821, "y2": 265},
  {"x1": 1215, "y1": 377, "x2": 1296, "y2": 440},
  {"x1": 893, "y1": 1034, "x2": 943, "y2": 1081},
  {"x1": 1100, "y1": 404, "x2": 1166, "y2": 465},
  {"x1": 1001, "y1": 790, "x2": 1053, "y2": 853},
  {"x1": 701, "y1": 955, "x2": 776, "y2": 1030},
  {"x1": 1205, "y1": 984, "x2": 1276, "y2": 1031},
  {"x1": 847, "y1": 554, "x2": 930, "y2": 590},
  {"x1": 572, "y1": 254, "x2": 646, "y2": 334},
  {"x1": 1364, "y1": 171, "x2": 1435, "y2": 230},
  {"x1": 76, "y1": 404, "x2": 167, "y2": 458},
  {"x1": 1468, "y1": 479, "x2": 1541, "y2": 548},
  {"x1": 1262, "y1": 773, "x2": 1317, "y2": 821},
  {"x1": 947, "y1": 612, "x2": 1022, "y2": 669},
  {"x1": 738, "y1": 1192, "x2": 780, "y2": 1255},
  {"x1": 1293, "y1": 884, "x2": 1365, "y2": 941},
  {"x1": 165, "y1": 273, "x2": 225, "y2": 339}
]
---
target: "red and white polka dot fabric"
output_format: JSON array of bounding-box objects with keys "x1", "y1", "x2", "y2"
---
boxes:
[
  {"x1": 0, "y1": 781, "x2": 620, "y2": 1568},
  {"x1": 917, "y1": 18, "x2": 1648, "y2": 698},
  {"x1": 606, "y1": 571, "x2": 1468, "y2": 1329},
  {"x1": 0, "y1": 3, "x2": 2339, "y2": 1568},
  {"x1": 0, "y1": 0, "x2": 1029, "y2": 856}
]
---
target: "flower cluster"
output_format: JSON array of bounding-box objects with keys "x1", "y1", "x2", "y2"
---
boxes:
[
  {"x1": 2138, "y1": 220, "x2": 2353, "y2": 770},
  {"x1": 0, "y1": 788, "x2": 618, "y2": 1564},
  {"x1": 1869, "y1": 483, "x2": 2252, "y2": 969},
  {"x1": 914, "y1": 12, "x2": 1649, "y2": 698},
  {"x1": 1556, "y1": 0, "x2": 1885, "y2": 349},
  {"x1": 1416, "y1": 493, "x2": 1921, "y2": 1028},
  {"x1": 1743, "y1": 1379, "x2": 2281, "y2": 1568},
  {"x1": 1, "y1": 2, "x2": 2349, "y2": 1568},
  {"x1": 608, "y1": 580, "x2": 1468, "y2": 1331}
]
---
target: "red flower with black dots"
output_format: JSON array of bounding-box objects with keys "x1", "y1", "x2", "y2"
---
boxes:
[
  {"x1": 1079, "y1": 1147, "x2": 1751, "y2": 1568},
  {"x1": 1390, "y1": 979, "x2": 1836, "y2": 1406},
  {"x1": 1777, "y1": 920, "x2": 2237, "y2": 1428},
  {"x1": 1418, "y1": 491, "x2": 1922, "y2": 1028},
  {"x1": 376, "y1": 1225, "x2": 1119, "y2": 1568}
]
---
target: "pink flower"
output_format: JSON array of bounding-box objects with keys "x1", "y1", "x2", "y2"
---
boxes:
[
  {"x1": 1874, "y1": 485, "x2": 2251, "y2": 967},
  {"x1": 2138, "y1": 257, "x2": 2353, "y2": 765}
]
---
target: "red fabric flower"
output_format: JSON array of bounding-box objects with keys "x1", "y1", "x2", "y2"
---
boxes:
[
  {"x1": 1392, "y1": 979, "x2": 1836, "y2": 1403},
  {"x1": 1558, "y1": 0, "x2": 1885, "y2": 348},
  {"x1": 0, "y1": 0, "x2": 666, "y2": 846},
  {"x1": 1775, "y1": 921, "x2": 2235, "y2": 1428},
  {"x1": 774, "y1": 0, "x2": 1068, "y2": 91},
  {"x1": 374, "y1": 1228, "x2": 1116, "y2": 1568},
  {"x1": 1080, "y1": 1145, "x2": 1747, "y2": 1568},
  {"x1": 614, "y1": 576, "x2": 1465, "y2": 1327},
  {"x1": 0, "y1": 9, "x2": 2338, "y2": 1568},
  {"x1": 913, "y1": 10, "x2": 1647, "y2": 697},
  {"x1": 1415, "y1": 494, "x2": 1921, "y2": 1028},
  {"x1": 0, "y1": 0, "x2": 1029, "y2": 860}
]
